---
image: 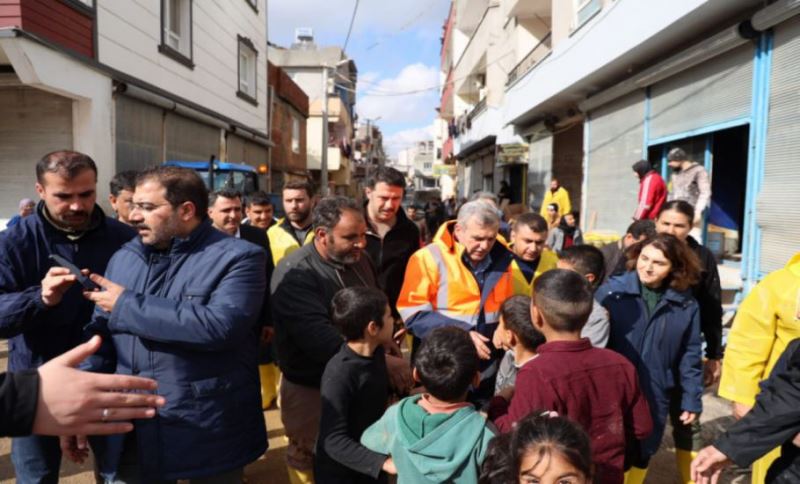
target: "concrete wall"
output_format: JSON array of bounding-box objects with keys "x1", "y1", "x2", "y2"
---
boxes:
[{"x1": 97, "y1": 0, "x2": 267, "y2": 133}]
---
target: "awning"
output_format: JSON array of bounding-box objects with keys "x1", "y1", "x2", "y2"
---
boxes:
[{"x1": 455, "y1": 135, "x2": 496, "y2": 161}]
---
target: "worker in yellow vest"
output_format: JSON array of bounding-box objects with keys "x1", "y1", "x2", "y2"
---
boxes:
[
  {"x1": 718, "y1": 252, "x2": 800, "y2": 484},
  {"x1": 539, "y1": 178, "x2": 571, "y2": 220},
  {"x1": 508, "y1": 213, "x2": 559, "y2": 296},
  {"x1": 261, "y1": 180, "x2": 315, "y2": 414}
]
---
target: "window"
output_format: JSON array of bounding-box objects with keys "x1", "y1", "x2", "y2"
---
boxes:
[
  {"x1": 573, "y1": 0, "x2": 602, "y2": 31},
  {"x1": 237, "y1": 36, "x2": 258, "y2": 105},
  {"x1": 160, "y1": 0, "x2": 193, "y2": 68},
  {"x1": 291, "y1": 116, "x2": 300, "y2": 153}
]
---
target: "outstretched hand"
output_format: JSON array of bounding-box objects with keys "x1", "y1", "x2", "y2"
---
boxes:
[{"x1": 34, "y1": 335, "x2": 165, "y2": 437}]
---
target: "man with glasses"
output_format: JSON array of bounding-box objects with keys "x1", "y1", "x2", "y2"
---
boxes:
[
  {"x1": 69, "y1": 166, "x2": 268, "y2": 483},
  {"x1": 0, "y1": 150, "x2": 135, "y2": 483}
]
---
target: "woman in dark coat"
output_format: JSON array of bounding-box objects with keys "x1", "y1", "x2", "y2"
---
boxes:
[{"x1": 597, "y1": 233, "x2": 703, "y2": 483}]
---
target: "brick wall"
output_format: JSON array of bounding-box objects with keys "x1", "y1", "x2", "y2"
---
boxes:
[{"x1": 268, "y1": 61, "x2": 308, "y2": 175}]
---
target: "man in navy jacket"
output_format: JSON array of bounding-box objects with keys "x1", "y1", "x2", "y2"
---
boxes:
[
  {"x1": 0, "y1": 150, "x2": 134, "y2": 483},
  {"x1": 75, "y1": 166, "x2": 268, "y2": 482}
]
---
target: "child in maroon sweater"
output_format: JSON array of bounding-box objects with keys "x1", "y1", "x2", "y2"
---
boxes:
[{"x1": 488, "y1": 269, "x2": 653, "y2": 484}]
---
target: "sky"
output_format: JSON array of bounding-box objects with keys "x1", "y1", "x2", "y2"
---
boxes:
[{"x1": 268, "y1": 0, "x2": 451, "y2": 158}]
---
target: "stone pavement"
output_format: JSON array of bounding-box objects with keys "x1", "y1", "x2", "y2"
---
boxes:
[{"x1": 0, "y1": 340, "x2": 751, "y2": 483}]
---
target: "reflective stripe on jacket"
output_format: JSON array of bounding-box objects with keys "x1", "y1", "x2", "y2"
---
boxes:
[
  {"x1": 266, "y1": 218, "x2": 314, "y2": 266},
  {"x1": 719, "y1": 253, "x2": 800, "y2": 406},
  {"x1": 509, "y1": 248, "x2": 559, "y2": 296},
  {"x1": 396, "y1": 221, "x2": 514, "y2": 339}
]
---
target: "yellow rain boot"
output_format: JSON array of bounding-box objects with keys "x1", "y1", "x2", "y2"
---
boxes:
[
  {"x1": 624, "y1": 466, "x2": 648, "y2": 484},
  {"x1": 676, "y1": 449, "x2": 698, "y2": 484},
  {"x1": 258, "y1": 363, "x2": 280, "y2": 409},
  {"x1": 287, "y1": 466, "x2": 314, "y2": 484}
]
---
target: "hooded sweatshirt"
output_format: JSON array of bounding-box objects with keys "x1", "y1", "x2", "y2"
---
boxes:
[{"x1": 360, "y1": 394, "x2": 496, "y2": 484}]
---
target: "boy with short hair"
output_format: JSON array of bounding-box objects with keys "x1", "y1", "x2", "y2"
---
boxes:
[
  {"x1": 361, "y1": 327, "x2": 496, "y2": 484},
  {"x1": 557, "y1": 244, "x2": 610, "y2": 347},
  {"x1": 493, "y1": 295, "x2": 545, "y2": 393},
  {"x1": 488, "y1": 269, "x2": 653, "y2": 484},
  {"x1": 315, "y1": 287, "x2": 396, "y2": 483}
]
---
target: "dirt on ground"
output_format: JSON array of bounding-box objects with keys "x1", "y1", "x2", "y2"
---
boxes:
[{"x1": 0, "y1": 341, "x2": 752, "y2": 483}]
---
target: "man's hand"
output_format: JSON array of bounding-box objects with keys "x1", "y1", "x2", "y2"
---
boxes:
[
  {"x1": 385, "y1": 354, "x2": 413, "y2": 395},
  {"x1": 82, "y1": 274, "x2": 125, "y2": 313},
  {"x1": 34, "y1": 335, "x2": 166, "y2": 437},
  {"x1": 704, "y1": 359, "x2": 722, "y2": 386},
  {"x1": 679, "y1": 411, "x2": 698, "y2": 426},
  {"x1": 382, "y1": 457, "x2": 397, "y2": 475},
  {"x1": 60, "y1": 435, "x2": 89, "y2": 464},
  {"x1": 41, "y1": 267, "x2": 78, "y2": 307},
  {"x1": 470, "y1": 331, "x2": 492, "y2": 360},
  {"x1": 691, "y1": 445, "x2": 730, "y2": 484},
  {"x1": 732, "y1": 402, "x2": 752, "y2": 420}
]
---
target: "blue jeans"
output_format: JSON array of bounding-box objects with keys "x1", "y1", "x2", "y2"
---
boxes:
[{"x1": 11, "y1": 435, "x2": 61, "y2": 484}]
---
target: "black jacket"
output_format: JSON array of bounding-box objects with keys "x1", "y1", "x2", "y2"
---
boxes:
[
  {"x1": 687, "y1": 236, "x2": 723, "y2": 359},
  {"x1": 271, "y1": 243, "x2": 378, "y2": 388},
  {"x1": 0, "y1": 369, "x2": 38, "y2": 437},
  {"x1": 239, "y1": 224, "x2": 275, "y2": 364},
  {"x1": 715, "y1": 339, "x2": 800, "y2": 483},
  {"x1": 0, "y1": 202, "x2": 135, "y2": 371},
  {"x1": 364, "y1": 204, "x2": 420, "y2": 318}
]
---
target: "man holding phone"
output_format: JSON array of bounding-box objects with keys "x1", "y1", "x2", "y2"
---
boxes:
[{"x1": 0, "y1": 150, "x2": 135, "y2": 483}]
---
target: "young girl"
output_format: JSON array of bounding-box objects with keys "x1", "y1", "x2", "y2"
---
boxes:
[
  {"x1": 480, "y1": 412, "x2": 593, "y2": 484},
  {"x1": 597, "y1": 233, "x2": 703, "y2": 483}
]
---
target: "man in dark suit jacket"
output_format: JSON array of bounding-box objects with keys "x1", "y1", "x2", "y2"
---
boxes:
[{"x1": 208, "y1": 189, "x2": 276, "y2": 407}]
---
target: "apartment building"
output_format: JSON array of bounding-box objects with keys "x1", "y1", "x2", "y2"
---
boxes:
[
  {"x1": 0, "y1": 0, "x2": 270, "y2": 218},
  {"x1": 440, "y1": 0, "x2": 549, "y2": 205},
  {"x1": 268, "y1": 30, "x2": 358, "y2": 197},
  {"x1": 467, "y1": 0, "x2": 800, "y2": 289},
  {"x1": 268, "y1": 61, "x2": 309, "y2": 191}
]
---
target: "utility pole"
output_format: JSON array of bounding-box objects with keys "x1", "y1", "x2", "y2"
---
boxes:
[{"x1": 320, "y1": 66, "x2": 329, "y2": 197}]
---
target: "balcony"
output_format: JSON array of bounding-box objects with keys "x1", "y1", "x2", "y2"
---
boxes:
[
  {"x1": 453, "y1": 5, "x2": 497, "y2": 96},
  {"x1": 503, "y1": 0, "x2": 763, "y2": 127},
  {"x1": 501, "y1": 0, "x2": 551, "y2": 21},
  {"x1": 453, "y1": 103, "x2": 502, "y2": 159},
  {"x1": 506, "y1": 32, "x2": 552, "y2": 87}
]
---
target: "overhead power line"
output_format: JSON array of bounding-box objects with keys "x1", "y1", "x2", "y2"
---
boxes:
[{"x1": 342, "y1": 0, "x2": 360, "y2": 54}]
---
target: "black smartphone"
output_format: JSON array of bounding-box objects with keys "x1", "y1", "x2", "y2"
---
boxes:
[{"x1": 48, "y1": 254, "x2": 101, "y2": 291}]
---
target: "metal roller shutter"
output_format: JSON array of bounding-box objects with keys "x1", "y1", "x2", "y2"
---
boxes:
[
  {"x1": 527, "y1": 130, "x2": 553, "y2": 211},
  {"x1": 165, "y1": 112, "x2": 220, "y2": 162},
  {"x1": 0, "y1": 87, "x2": 72, "y2": 219},
  {"x1": 115, "y1": 96, "x2": 162, "y2": 172},
  {"x1": 650, "y1": 44, "x2": 753, "y2": 141},
  {"x1": 758, "y1": 17, "x2": 800, "y2": 273},
  {"x1": 587, "y1": 91, "x2": 645, "y2": 234}
]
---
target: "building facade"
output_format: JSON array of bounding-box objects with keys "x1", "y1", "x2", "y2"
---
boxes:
[
  {"x1": 268, "y1": 61, "x2": 309, "y2": 191},
  {"x1": 443, "y1": 0, "x2": 800, "y2": 290},
  {"x1": 0, "y1": 0, "x2": 271, "y2": 219},
  {"x1": 268, "y1": 31, "x2": 358, "y2": 197}
]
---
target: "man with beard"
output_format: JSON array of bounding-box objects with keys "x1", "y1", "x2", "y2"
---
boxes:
[
  {"x1": 271, "y1": 197, "x2": 412, "y2": 484},
  {"x1": 267, "y1": 180, "x2": 315, "y2": 266},
  {"x1": 363, "y1": 167, "x2": 420, "y2": 318},
  {"x1": 208, "y1": 189, "x2": 277, "y2": 409},
  {"x1": 508, "y1": 212, "x2": 558, "y2": 296},
  {"x1": 70, "y1": 166, "x2": 267, "y2": 482},
  {"x1": 0, "y1": 150, "x2": 135, "y2": 483}
]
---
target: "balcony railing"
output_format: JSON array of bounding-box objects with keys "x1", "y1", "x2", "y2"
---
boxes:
[{"x1": 506, "y1": 32, "x2": 552, "y2": 87}]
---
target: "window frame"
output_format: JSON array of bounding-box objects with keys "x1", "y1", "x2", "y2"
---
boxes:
[
  {"x1": 237, "y1": 35, "x2": 259, "y2": 106},
  {"x1": 291, "y1": 116, "x2": 301, "y2": 154},
  {"x1": 159, "y1": 0, "x2": 194, "y2": 69},
  {"x1": 572, "y1": 0, "x2": 602, "y2": 33},
  {"x1": 63, "y1": 0, "x2": 95, "y2": 16}
]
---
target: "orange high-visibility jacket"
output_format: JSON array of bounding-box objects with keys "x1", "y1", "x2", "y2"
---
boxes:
[{"x1": 397, "y1": 221, "x2": 514, "y2": 339}]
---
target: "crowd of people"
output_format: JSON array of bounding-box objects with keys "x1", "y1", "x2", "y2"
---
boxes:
[{"x1": 0, "y1": 149, "x2": 798, "y2": 484}]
